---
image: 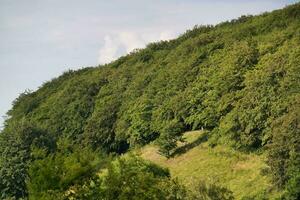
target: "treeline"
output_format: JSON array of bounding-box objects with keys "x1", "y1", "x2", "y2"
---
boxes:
[{"x1": 0, "y1": 3, "x2": 300, "y2": 199}]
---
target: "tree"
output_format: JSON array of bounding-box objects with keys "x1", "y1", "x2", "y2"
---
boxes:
[
  {"x1": 267, "y1": 97, "x2": 300, "y2": 189},
  {"x1": 0, "y1": 120, "x2": 52, "y2": 199},
  {"x1": 157, "y1": 120, "x2": 185, "y2": 157},
  {"x1": 79, "y1": 155, "x2": 187, "y2": 200},
  {"x1": 26, "y1": 142, "x2": 107, "y2": 200}
]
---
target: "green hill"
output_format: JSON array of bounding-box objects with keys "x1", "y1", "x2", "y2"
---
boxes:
[
  {"x1": 0, "y1": 3, "x2": 299, "y2": 200},
  {"x1": 139, "y1": 131, "x2": 278, "y2": 199}
]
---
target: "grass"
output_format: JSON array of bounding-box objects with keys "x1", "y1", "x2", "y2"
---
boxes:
[{"x1": 137, "y1": 131, "x2": 280, "y2": 199}]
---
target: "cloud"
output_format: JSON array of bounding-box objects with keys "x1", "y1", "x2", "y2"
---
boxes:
[
  {"x1": 159, "y1": 30, "x2": 176, "y2": 41},
  {"x1": 97, "y1": 30, "x2": 176, "y2": 64},
  {"x1": 98, "y1": 35, "x2": 120, "y2": 64},
  {"x1": 97, "y1": 31, "x2": 145, "y2": 64},
  {"x1": 119, "y1": 32, "x2": 145, "y2": 53}
]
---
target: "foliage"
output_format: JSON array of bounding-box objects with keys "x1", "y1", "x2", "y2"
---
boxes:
[
  {"x1": 157, "y1": 119, "x2": 185, "y2": 157},
  {"x1": 0, "y1": 120, "x2": 53, "y2": 199},
  {"x1": 267, "y1": 96, "x2": 300, "y2": 199},
  {"x1": 0, "y1": 3, "x2": 300, "y2": 198},
  {"x1": 26, "y1": 142, "x2": 107, "y2": 200},
  {"x1": 140, "y1": 131, "x2": 275, "y2": 199},
  {"x1": 71, "y1": 155, "x2": 234, "y2": 200},
  {"x1": 70, "y1": 155, "x2": 188, "y2": 200}
]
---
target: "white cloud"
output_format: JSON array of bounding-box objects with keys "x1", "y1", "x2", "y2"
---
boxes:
[
  {"x1": 97, "y1": 30, "x2": 176, "y2": 64},
  {"x1": 98, "y1": 35, "x2": 120, "y2": 64},
  {"x1": 159, "y1": 30, "x2": 176, "y2": 41},
  {"x1": 119, "y1": 31, "x2": 145, "y2": 53}
]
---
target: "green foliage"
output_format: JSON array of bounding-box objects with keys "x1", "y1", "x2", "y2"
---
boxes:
[
  {"x1": 71, "y1": 155, "x2": 235, "y2": 200},
  {"x1": 98, "y1": 155, "x2": 171, "y2": 200},
  {"x1": 140, "y1": 131, "x2": 272, "y2": 199},
  {"x1": 26, "y1": 142, "x2": 107, "y2": 199},
  {"x1": 157, "y1": 120, "x2": 185, "y2": 157},
  {"x1": 267, "y1": 96, "x2": 300, "y2": 198},
  {"x1": 0, "y1": 3, "x2": 300, "y2": 198},
  {"x1": 0, "y1": 120, "x2": 53, "y2": 199},
  {"x1": 125, "y1": 97, "x2": 157, "y2": 146},
  {"x1": 73, "y1": 155, "x2": 187, "y2": 200},
  {"x1": 283, "y1": 170, "x2": 300, "y2": 200}
]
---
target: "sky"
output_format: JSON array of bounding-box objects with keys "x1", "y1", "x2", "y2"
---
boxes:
[{"x1": 0, "y1": 0, "x2": 297, "y2": 128}]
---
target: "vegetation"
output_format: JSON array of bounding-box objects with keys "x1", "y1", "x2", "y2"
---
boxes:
[
  {"x1": 57, "y1": 154, "x2": 236, "y2": 200},
  {"x1": 0, "y1": 3, "x2": 299, "y2": 199},
  {"x1": 140, "y1": 131, "x2": 276, "y2": 199}
]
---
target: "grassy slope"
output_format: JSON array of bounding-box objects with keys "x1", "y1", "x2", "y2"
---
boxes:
[{"x1": 138, "y1": 131, "x2": 280, "y2": 199}]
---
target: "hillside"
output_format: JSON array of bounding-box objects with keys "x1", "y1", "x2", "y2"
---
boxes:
[
  {"x1": 139, "y1": 131, "x2": 277, "y2": 199},
  {"x1": 1, "y1": 3, "x2": 300, "y2": 200}
]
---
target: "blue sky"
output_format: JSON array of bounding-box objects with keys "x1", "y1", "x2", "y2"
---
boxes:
[{"x1": 0, "y1": 0, "x2": 297, "y2": 127}]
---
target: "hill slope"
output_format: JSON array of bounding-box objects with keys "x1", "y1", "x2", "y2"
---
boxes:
[
  {"x1": 0, "y1": 3, "x2": 299, "y2": 199},
  {"x1": 139, "y1": 131, "x2": 277, "y2": 199}
]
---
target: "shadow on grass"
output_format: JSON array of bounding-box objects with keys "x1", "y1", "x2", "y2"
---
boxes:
[{"x1": 170, "y1": 132, "x2": 209, "y2": 158}]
